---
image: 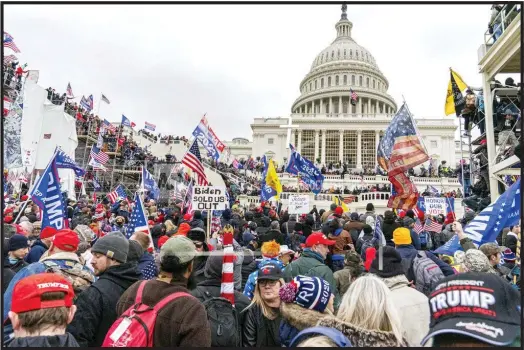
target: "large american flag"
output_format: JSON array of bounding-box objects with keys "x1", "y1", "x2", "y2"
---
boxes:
[
  {"x1": 107, "y1": 184, "x2": 127, "y2": 204},
  {"x1": 102, "y1": 119, "x2": 116, "y2": 133},
  {"x1": 90, "y1": 146, "x2": 109, "y2": 164},
  {"x1": 424, "y1": 218, "x2": 443, "y2": 233},
  {"x1": 3, "y1": 54, "x2": 17, "y2": 65},
  {"x1": 182, "y1": 139, "x2": 208, "y2": 186},
  {"x1": 3, "y1": 32, "x2": 20, "y2": 53},
  {"x1": 126, "y1": 192, "x2": 151, "y2": 239},
  {"x1": 349, "y1": 88, "x2": 358, "y2": 103}
]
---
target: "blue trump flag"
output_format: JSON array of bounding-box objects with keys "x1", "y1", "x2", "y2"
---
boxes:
[
  {"x1": 285, "y1": 144, "x2": 324, "y2": 194},
  {"x1": 142, "y1": 167, "x2": 160, "y2": 201},
  {"x1": 435, "y1": 178, "x2": 521, "y2": 255},
  {"x1": 28, "y1": 150, "x2": 69, "y2": 230},
  {"x1": 55, "y1": 146, "x2": 85, "y2": 177},
  {"x1": 260, "y1": 155, "x2": 278, "y2": 201},
  {"x1": 192, "y1": 120, "x2": 221, "y2": 161}
]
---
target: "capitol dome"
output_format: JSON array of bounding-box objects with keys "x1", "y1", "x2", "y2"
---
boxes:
[{"x1": 291, "y1": 6, "x2": 397, "y2": 115}]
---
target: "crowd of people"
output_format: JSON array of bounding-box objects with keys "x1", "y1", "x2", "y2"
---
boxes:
[{"x1": 2, "y1": 190, "x2": 520, "y2": 347}]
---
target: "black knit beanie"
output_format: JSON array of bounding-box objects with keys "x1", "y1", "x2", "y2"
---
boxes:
[{"x1": 369, "y1": 246, "x2": 405, "y2": 278}]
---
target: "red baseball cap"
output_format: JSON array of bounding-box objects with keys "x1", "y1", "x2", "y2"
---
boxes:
[
  {"x1": 3, "y1": 216, "x2": 13, "y2": 224},
  {"x1": 305, "y1": 232, "x2": 336, "y2": 247},
  {"x1": 335, "y1": 207, "x2": 344, "y2": 216},
  {"x1": 148, "y1": 220, "x2": 155, "y2": 226},
  {"x1": 11, "y1": 273, "x2": 74, "y2": 313},
  {"x1": 20, "y1": 195, "x2": 29, "y2": 201},
  {"x1": 52, "y1": 229, "x2": 80, "y2": 252},
  {"x1": 157, "y1": 235, "x2": 169, "y2": 249},
  {"x1": 40, "y1": 226, "x2": 58, "y2": 240},
  {"x1": 183, "y1": 214, "x2": 192, "y2": 221}
]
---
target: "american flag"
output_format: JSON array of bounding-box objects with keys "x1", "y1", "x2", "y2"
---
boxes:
[
  {"x1": 424, "y1": 218, "x2": 442, "y2": 233},
  {"x1": 182, "y1": 139, "x2": 208, "y2": 186},
  {"x1": 3, "y1": 96, "x2": 12, "y2": 117},
  {"x1": 3, "y1": 32, "x2": 20, "y2": 53},
  {"x1": 126, "y1": 192, "x2": 151, "y2": 240},
  {"x1": 101, "y1": 94, "x2": 110, "y2": 104},
  {"x1": 66, "y1": 83, "x2": 73, "y2": 97},
  {"x1": 90, "y1": 146, "x2": 109, "y2": 164},
  {"x1": 43, "y1": 134, "x2": 52, "y2": 139},
  {"x1": 80, "y1": 95, "x2": 93, "y2": 111},
  {"x1": 414, "y1": 218, "x2": 424, "y2": 234},
  {"x1": 89, "y1": 158, "x2": 107, "y2": 172},
  {"x1": 3, "y1": 54, "x2": 17, "y2": 65},
  {"x1": 144, "y1": 121, "x2": 156, "y2": 131},
  {"x1": 349, "y1": 88, "x2": 358, "y2": 104},
  {"x1": 102, "y1": 119, "x2": 116, "y2": 133},
  {"x1": 107, "y1": 184, "x2": 127, "y2": 204}
]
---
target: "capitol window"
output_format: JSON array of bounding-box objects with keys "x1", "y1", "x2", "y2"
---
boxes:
[
  {"x1": 344, "y1": 49, "x2": 347, "y2": 57},
  {"x1": 336, "y1": 76, "x2": 339, "y2": 85},
  {"x1": 309, "y1": 82, "x2": 312, "y2": 91},
  {"x1": 337, "y1": 49, "x2": 340, "y2": 58},
  {"x1": 268, "y1": 138, "x2": 274, "y2": 145},
  {"x1": 352, "y1": 75, "x2": 355, "y2": 85},
  {"x1": 366, "y1": 77, "x2": 369, "y2": 87},
  {"x1": 321, "y1": 78, "x2": 324, "y2": 88},
  {"x1": 331, "y1": 51, "x2": 334, "y2": 58},
  {"x1": 315, "y1": 80, "x2": 318, "y2": 89},
  {"x1": 343, "y1": 75, "x2": 347, "y2": 84},
  {"x1": 328, "y1": 77, "x2": 331, "y2": 86},
  {"x1": 431, "y1": 140, "x2": 438, "y2": 148},
  {"x1": 350, "y1": 49, "x2": 352, "y2": 57},
  {"x1": 356, "y1": 51, "x2": 359, "y2": 59},
  {"x1": 359, "y1": 76, "x2": 363, "y2": 86},
  {"x1": 373, "y1": 80, "x2": 375, "y2": 89}
]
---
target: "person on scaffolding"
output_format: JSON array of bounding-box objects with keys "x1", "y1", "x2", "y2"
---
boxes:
[{"x1": 460, "y1": 88, "x2": 477, "y2": 137}]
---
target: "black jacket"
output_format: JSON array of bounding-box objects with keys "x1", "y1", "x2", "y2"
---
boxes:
[
  {"x1": 382, "y1": 218, "x2": 400, "y2": 246},
  {"x1": 241, "y1": 304, "x2": 281, "y2": 347},
  {"x1": 67, "y1": 262, "x2": 141, "y2": 347},
  {"x1": 25, "y1": 239, "x2": 48, "y2": 264},
  {"x1": 506, "y1": 232, "x2": 518, "y2": 254},
  {"x1": 281, "y1": 219, "x2": 297, "y2": 235},
  {"x1": 4, "y1": 257, "x2": 28, "y2": 275},
  {"x1": 3, "y1": 268, "x2": 15, "y2": 293},
  {"x1": 260, "y1": 230, "x2": 285, "y2": 245},
  {"x1": 8, "y1": 333, "x2": 79, "y2": 347}
]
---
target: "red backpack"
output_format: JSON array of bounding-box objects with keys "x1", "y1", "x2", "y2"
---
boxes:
[{"x1": 102, "y1": 280, "x2": 192, "y2": 347}]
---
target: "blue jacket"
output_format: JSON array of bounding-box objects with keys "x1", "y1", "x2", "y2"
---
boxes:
[
  {"x1": 395, "y1": 244, "x2": 455, "y2": 278},
  {"x1": 410, "y1": 229, "x2": 421, "y2": 250},
  {"x1": 243, "y1": 258, "x2": 284, "y2": 299},
  {"x1": 137, "y1": 253, "x2": 158, "y2": 280},
  {"x1": 24, "y1": 239, "x2": 48, "y2": 264}
]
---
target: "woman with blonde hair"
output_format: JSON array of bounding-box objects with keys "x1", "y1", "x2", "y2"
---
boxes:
[
  {"x1": 241, "y1": 263, "x2": 284, "y2": 347},
  {"x1": 318, "y1": 274, "x2": 408, "y2": 347},
  {"x1": 164, "y1": 219, "x2": 176, "y2": 234}
]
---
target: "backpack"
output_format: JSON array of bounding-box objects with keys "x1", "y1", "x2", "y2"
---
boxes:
[
  {"x1": 419, "y1": 231, "x2": 428, "y2": 246},
  {"x1": 358, "y1": 236, "x2": 376, "y2": 259},
  {"x1": 199, "y1": 288, "x2": 241, "y2": 347},
  {"x1": 411, "y1": 251, "x2": 445, "y2": 296},
  {"x1": 102, "y1": 280, "x2": 191, "y2": 347},
  {"x1": 42, "y1": 260, "x2": 94, "y2": 300}
]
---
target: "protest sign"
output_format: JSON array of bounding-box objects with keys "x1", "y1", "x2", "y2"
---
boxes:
[
  {"x1": 191, "y1": 186, "x2": 228, "y2": 211},
  {"x1": 423, "y1": 197, "x2": 447, "y2": 216},
  {"x1": 288, "y1": 194, "x2": 309, "y2": 214}
]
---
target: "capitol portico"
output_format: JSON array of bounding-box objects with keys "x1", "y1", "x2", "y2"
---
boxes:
[{"x1": 225, "y1": 5, "x2": 458, "y2": 169}]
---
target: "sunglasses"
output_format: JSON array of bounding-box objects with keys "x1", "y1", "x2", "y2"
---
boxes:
[
  {"x1": 193, "y1": 241, "x2": 204, "y2": 248},
  {"x1": 258, "y1": 279, "x2": 279, "y2": 287}
]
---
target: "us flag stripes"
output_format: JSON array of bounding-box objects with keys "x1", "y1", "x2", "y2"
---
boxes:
[
  {"x1": 424, "y1": 218, "x2": 442, "y2": 233},
  {"x1": 3, "y1": 32, "x2": 20, "y2": 53},
  {"x1": 182, "y1": 139, "x2": 208, "y2": 186},
  {"x1": 66, "y1": 83, "x2": 73, "y2": 97},
  {"x1": 107, "y1": 185, "x2": 127, "y2": 204},
  {"x1": 90, "y1": 146, "x2": 109, "y2": 165},
  {"x1": 414, "y1": 218, "x2": 424, "y2": 235}
]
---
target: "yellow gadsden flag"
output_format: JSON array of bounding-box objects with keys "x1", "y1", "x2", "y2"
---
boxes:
[
  {"x1": 333, "y1": 195, "x2": 349, "y2": 213},
  {"x1": 265, "y1": 159, "x2": 282, "y2": 196},
  {"x1": 445, "y1": 68, "x2": 468, "y2": 116}
]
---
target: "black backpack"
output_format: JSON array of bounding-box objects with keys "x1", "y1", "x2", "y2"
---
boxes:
[{"x1": 199, "y1": 288, "x2": 241, "y2": 347}]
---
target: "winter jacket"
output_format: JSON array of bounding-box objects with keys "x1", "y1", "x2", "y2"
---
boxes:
[
  {"x1": 150, "y1": 225, "x2": 164, "y2": 249},
  {"x1": 117, "y1": 279, "x2": 211, "y2": 347},
  {"x1": 333, "y1": 266, "x2": 364, "y2": 297},
  {"x1": 409, "y1": 229, "x2": 421, "y2": 250},
  {"x1": 321, "y1": 210, "x2": 333, "y2": 223},
  {"x1": 328, "y1": 228, "x2": 353, "y2": 255},
  {"x1": 2, "y1": 268, "x2": 15, "y2": 294},
  {"x1": 208, "y1": 237, "x2": 244, "y2": 291},
  {"x1": 303, "y1": 216, "x2": 315, "y2": 238},
  {"x1": 360, "y1": 211, "x2": 376, "y2": 224},
  {"x1": 243, "y1": 258, "x2": 284, "y2": 299},
  {"x1": 67, "y1": 262, "x2": 141, "y2": 347},
  {"x1": 3, "y1": 257, "x2": 27, "y2": 276},
  {"x1": 137, "y1": 252, "x2": 158, "y2": 280},
  {"x1": 7, "y1": 333, "x2": 80, "y2": 347},
  {"x1": 506, "y1": 232, "x2": 518, "y2": 254},
  {"x1": 378, "y1": 274, "x2": 431, "y2": 347},
  {"x1": 241, "y1": 303, "x2": 281, "y2": 347},
  {"x1": 317, "y1": 317, "x2": 408, "y2": 347},
  {"x1": 282, "y1": 249, "x2": 340, "y2": 309},
  {"x1": 281, "y1": 219, "x2": 296, "y2": 235},
  {"x1": 344, "y1": 221, "x2": 364, "y2": 244},
  {"x1": 382, "y1": 218, "x2": 400, "y2": 246},
  {"x1": 241, "y1": 249, "x2": 258, "y2": 290},
  {"x1": 191, "y1": 279, "x2": 251, "y2": 317},
  {"x1": 24, "y1": 239, "x2": 48, "y2": 264},
  {"x1": 260, "y1": 229, "x2": 285, "y2": 245},
  {"x1": 435, "y1": 224, "x2": 455, "y2": 248},
  {"x1": 279, "y1": 302, "x2": 330, "y2": 347}
]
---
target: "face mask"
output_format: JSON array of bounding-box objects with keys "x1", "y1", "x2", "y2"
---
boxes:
[{"x1": 8, "y1": 257, "x2": 19, "y2": 264}]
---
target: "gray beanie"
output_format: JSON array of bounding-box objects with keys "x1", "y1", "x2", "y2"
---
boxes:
[{"x1": 91, "y1": 231, "x2": 129, "y2": 263}]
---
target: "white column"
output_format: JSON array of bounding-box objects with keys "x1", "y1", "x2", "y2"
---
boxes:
[
  {"x1": 338, "y1": 96, "x2": 342, "y2": 115},
  {"x1": 339, "y1": 130, "x2": 344, "y2": 163},
  {"x1": 375, "y1": 100, "x2": 379, "y2": 114},
  {"x1": 357, "y1": 130, "x2": 362, "y2": 168},
  {"x1": 321, "y1": 130, "x2": 326, "y2": 165},
  {"x1": 358, "y1": 98, "x2": 362, "y2": 116},
  {"x1": 314, "y1": 130, "x2": 320, "y2": 162},
  {"x1": 320, "y1": 98, "x2": 324, "y2": 113},
  {"x1": 297, "y1": 130, "x2": 302, "y2": 153},
  {"x1": 375, "y1": 130, "x2": 380, "y2": 166},
  {"x1": 311, "y1": 100, "x2": 315, "y2": 114},
  {"x1": 329, "y1": 97, "x2": 333, "y2": 114},
  {"x1": 367, "y1": 98, "x2": 371, "y2": 116}
]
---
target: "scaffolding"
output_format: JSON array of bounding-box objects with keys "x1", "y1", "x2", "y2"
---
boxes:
[{"x1": 476, "y1": 3, "x2": 521, "y2": 200}]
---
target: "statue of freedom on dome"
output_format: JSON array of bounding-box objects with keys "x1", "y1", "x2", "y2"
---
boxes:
[{"x1": 341, "y1": 4, "x2": 348, "y2": 20}]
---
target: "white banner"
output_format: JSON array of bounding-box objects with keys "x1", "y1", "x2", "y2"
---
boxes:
[
  {"x1": 424, "y1": 197, "x2": 447, "y2": 216},
  {"x1": 191, "y1": 186, "x2": 228, "y2": 211},
  {"x1": 288, "y1": 194, "x2": 309, "y2": 214}
]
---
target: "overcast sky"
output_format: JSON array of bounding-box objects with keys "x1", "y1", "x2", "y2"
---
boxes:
[{"x1": 5, "y1": 3, "x2": 512, "y2": 141}]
